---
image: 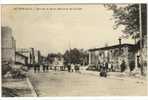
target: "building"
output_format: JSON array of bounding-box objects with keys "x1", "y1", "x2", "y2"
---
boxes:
[
  {"x1": 53, "y1": 56, "x2": 64, "y2": 70},
  {"x1": 47, "y1": 54, "x2": 64, "y2": 70},
  {"x1": 15, "y1": 52, "x2": 28, "y2": 66},
  {"x1": 88, "y1": 43, "x2": 136, "y2": 72},
  {"x1": 30, "y1": 48, "x2": 41, "y2": 66},
  {"x1": 1, "y1": 26, "x2": 16, "y2": 66},
  {"x1": 16, "y1": 48, "x2": 42, "y2": 67}
]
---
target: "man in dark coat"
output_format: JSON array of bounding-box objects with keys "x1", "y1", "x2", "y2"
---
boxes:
[
  {"x1": 67, "y1": 63, "x2": 71, "y2": 72},
  {"x1": 120, "y1": 60, "x2": 126, "y2": 72}
]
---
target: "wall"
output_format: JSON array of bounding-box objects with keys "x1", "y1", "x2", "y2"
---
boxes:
[
  {"x1": 1, "y1": 26, "x2": 15, "y2": 66},
  {"x1": 89, "y1": 45, "x2": 135, "y2": 72}
]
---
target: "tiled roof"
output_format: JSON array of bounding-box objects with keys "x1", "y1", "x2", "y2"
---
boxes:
[{"x1": 88, "y1": 44, "x2": 135, "y2": 51}]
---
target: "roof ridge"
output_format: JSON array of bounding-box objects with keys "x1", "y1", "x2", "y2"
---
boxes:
[{"x1": 88, "y1": 43, "x2": 135, "y2": 51}]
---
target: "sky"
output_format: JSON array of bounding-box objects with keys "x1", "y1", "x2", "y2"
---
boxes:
[{"x1": 2, "y1": 4, "x2": 134, "y2": 56}]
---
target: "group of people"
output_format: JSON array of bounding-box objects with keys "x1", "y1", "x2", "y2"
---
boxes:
[
  {"x1": 99, "y1": 61, "x2": 110, "y2": 77},
  {"x1": 33, "y1": 62, "x2": 82, "y2": 73},
  {"x1": 99, "y1": 60, "x2": 126, "y2": 77},
  {"x1": 67, "y1": 63, "x2": 80, "y2": 73},
  {"x1": 99, "y1": 61, "x2": 114, "y2": 72},
  {"x1": 34, "y1": 62, "x2": 49, "y2": 73}
]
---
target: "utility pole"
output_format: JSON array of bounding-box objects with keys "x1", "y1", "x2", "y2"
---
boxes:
[
  {"x1": 118, "y1": 37, "x2": 122, "y2": 56},
  {"x1": 139, "y1": 4, "x2": 144, "y2": 75},
  {"x1": 31, "y1": 48, "x2": 35, "y2": 67},
  {"x1": 68, "y1": 40, "x2": 71, "y2": 50},
  {"x1": 68, "y1": 40, "x2": 71, "y2": 64}
]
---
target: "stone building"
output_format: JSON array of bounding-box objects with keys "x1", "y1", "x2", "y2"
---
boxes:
[
  {"x1": 88, "y1": 43, "x2": 136, "y2": 72},
  {"x1": 1, "y1": 26, "x2": 16, "y2": 66}
]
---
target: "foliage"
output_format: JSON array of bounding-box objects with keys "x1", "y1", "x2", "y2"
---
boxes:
[
  {"x1": 104, "y1": 4, "x2": 147, "y2": 39},
  {"x1": 47, "y1": 53, "x2": 63, "y2": 63},
  {"x1": 63, "y1": 48, "x2": 88, "y2": 65}
]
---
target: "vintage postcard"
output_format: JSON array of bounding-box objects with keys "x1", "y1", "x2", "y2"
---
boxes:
[{"x1": 1, "y1": 4, "x2": 147, "y2": 97}]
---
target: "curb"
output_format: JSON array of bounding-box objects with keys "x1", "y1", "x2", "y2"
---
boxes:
[{"x1": 26, "y1": 78, "x2": 38, "y2": 97}]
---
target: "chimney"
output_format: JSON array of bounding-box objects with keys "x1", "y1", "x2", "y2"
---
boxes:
[
  {"x1": 118, "y1": 38, "x2": 122, "y2": 54},
  {"x1": 118, "y1": 38, "x2": 122, "y2": 45}
]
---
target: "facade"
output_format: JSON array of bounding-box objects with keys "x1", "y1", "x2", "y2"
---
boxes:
[
  {"x1": 15, "y1": 52, "x2": 28, "y2": 65},
  {"x1": 1, "y1": 26, "x2": 16, "y2": 66},
  {"x1": 16, "y1": 48, "x2": 31, "y2": 65},
  {"x1": 16, "y1": 48, "x2": 42, "y2": 66},
  {"x1": 30, "y1": 48, "x2": 41, "y2": 65},
  {"x1": 53, "y1": 57, "x2": 64, "y2": 66},
  {"x1": 88, "y1": 44, "x2": 136, "y2": 72},
  {"x1": 52, "y1": 56, "x2": 64, "y2": 70}
]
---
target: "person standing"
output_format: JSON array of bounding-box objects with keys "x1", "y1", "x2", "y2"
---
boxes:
[
  {"x1": 45, "y1": 61, "x2": 49, "y2": 72},
  {"x1": 37, "y1": 64, "x2": 40, "y2": 72},
  {"x1": 100, "y1": 61, "x2": 107, "y2": 77},
  {"x1": 67, "y1": 63, "x2": 71, "y2": 72},
  {"x1": 74, "y1": 64, "x2": 77, "y2": 72},
  {"x1": 46, "y1": 64, "x2": 49, "y2": 72},
  {"x1": 71, "y1": 63, "x2": 75, "y2": 72},
  {"x1": 111, "y1": 62, "x2": 114, "y2": 72},
  {"x1": 75, "y1": 64, "x2": 79, "y2": 73},
  {"x1": 54, "y1": 65, "x2": 57, "y2": 71},
  {"x1": 34, "y1": 65, "x2": 37, "y2": 73},
  {"x1": 77, "y1": 64, "x2": 80, "y2": 73},
  {"x1": 105, "y1": 61, "x2": 108, "y2": 72},
  {"x1": 42, "y1": 64, "x2": 46, "y2": 72},
  {"x1": 108, "y1": 62, "x2": 112, "y2": 72},
  {"x1": 54, "y1": 62, "x2": 57, "y2": 71},
  {"x1": 120, "y1": 60, "x2": 126, "y2": 72}
]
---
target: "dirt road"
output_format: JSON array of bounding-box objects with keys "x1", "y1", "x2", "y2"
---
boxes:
[{"x1": 28, "y1": 70, "x2": 147, "y2": 96}]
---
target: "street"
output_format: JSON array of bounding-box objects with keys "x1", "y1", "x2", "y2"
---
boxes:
[
  {"x1": 2, "y1": 4, "x2": 148, "y2": 98},
  {"x1": 28, "y1": 69, "x2": 147, "y2": 96}
]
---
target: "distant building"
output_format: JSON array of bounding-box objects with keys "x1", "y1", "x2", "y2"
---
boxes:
[
  {"x1": 88, "y1": 43, "x2": 136, "y2": 72},
  {"x1": 16, "y1": 48, "x2": 31, "y2": 65},
  {"x1": 15, "y1": 51, "x2": 28, "y2": 66},
  {"x1": 16, "y1": 48, "x2": 42, "y2": 66},
  {"x1": 1, "y1": 26, "x2": 16, "y2": 66},
  {"x1": 50, "y1": 55, "x2": 64, "y2": 70},
  {"x1": 53, "y1": 57, "x2": 64, "y2": 66},
  {"x1": 30, "y1": 48, "x2": 41, "y2": 65}
]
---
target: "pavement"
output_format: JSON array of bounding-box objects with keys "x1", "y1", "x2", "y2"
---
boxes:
[
  {"x1": 2, "y1": 78, "x2": 34, "y2": 97},
  {"x1": 2, "y1": 67, "x2": 146, "y2": 97},
  {"x1": 81, "y1": 70, "x2": 146, "y2": 81},
  {"x1": 28, "y1": 69, "x2": 147, "y2": 96},
  {"x1": 80, "y1": 66, "x2": 146, "y2": 81}
]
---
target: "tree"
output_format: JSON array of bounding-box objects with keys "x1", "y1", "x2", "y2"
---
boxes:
[
  {"x1": 63, "y1": 48, "x2": 88, "y2": 65},
  {"x1": 105, "y1": 4, "x2": 147, "y2": 75},
  {"x1": 63, "y1": 50, "x2": 71, "y2": 65},
  {"x1": 47, "y1": 53, "x2": 63, "y2": 64},
  {"x1": 104, "y1": 4, "x2": 147, "y2": 40}
]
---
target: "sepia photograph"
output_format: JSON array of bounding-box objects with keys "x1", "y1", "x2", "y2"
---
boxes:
[{"x1": 1, "y1": 4, "x2": 147, "y2": 97}]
